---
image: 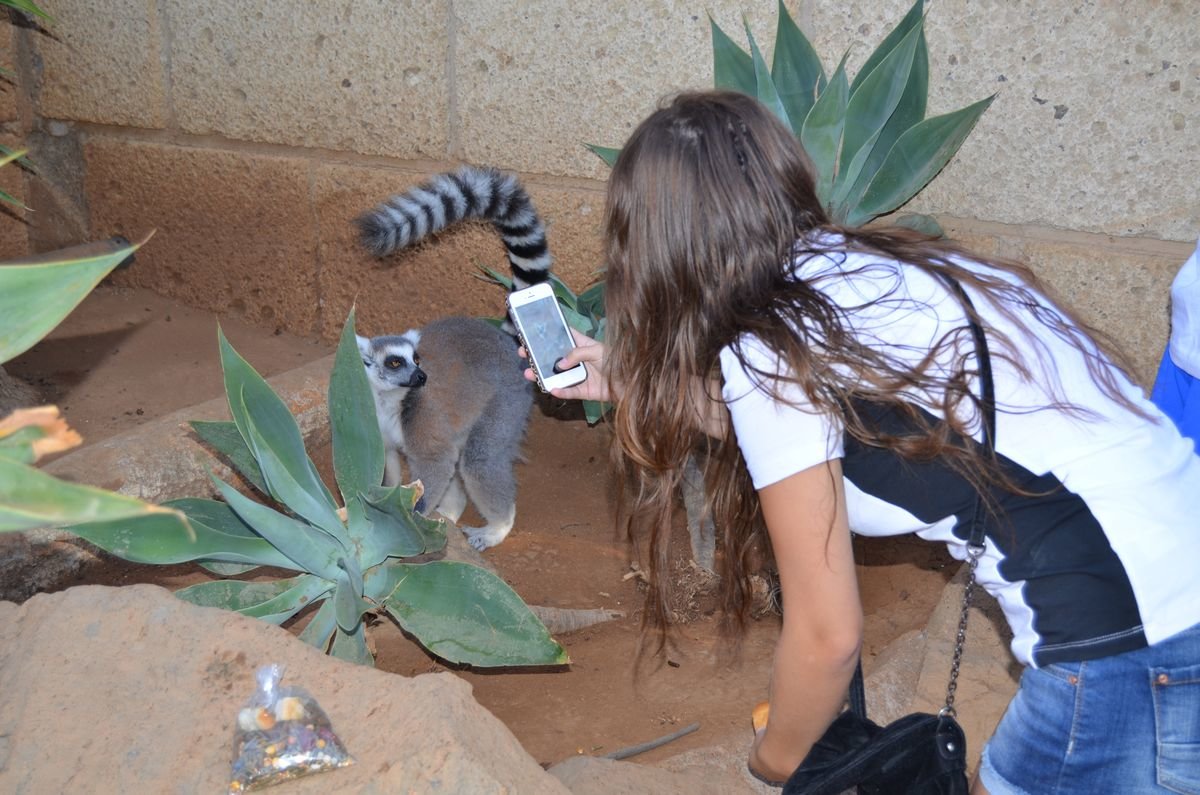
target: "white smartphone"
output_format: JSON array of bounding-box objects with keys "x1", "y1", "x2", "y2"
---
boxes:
[{"x1": 506, "y1": 282, "x2": 588, "y2": 392}]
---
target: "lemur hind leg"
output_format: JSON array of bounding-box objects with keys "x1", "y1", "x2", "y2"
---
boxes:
[
  {"x1": 434, "y1": 475, "x2": 468, "y2": 524},
  {"x1": 458, "y1": 443, "x2": 519, "y2": 551},
  {"x1": 404, "y1": 453, "x2": 457, "y2": 518}
]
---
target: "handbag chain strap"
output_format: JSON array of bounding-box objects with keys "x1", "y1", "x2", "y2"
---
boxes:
[{"x1": 937, "y1": 272, "x2": 996, "y2": 720}]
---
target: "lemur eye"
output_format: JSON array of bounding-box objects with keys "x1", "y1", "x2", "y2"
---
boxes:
[
  {"x1": 384, "y1": 356, "x2": 405, "y2": 370},
  {"x1": 413, "y1": 353, "x2": 421, "y2": 366}
]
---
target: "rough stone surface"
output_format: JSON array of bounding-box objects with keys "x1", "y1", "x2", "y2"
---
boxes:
[
  {"x1": 0, "y1": 353, "x2": 335, "y2": 603},
  {"x1": 312, "y1": 162, "x2": 604, "y2": 341},
  {"x1": 33, "y1": 0, "x2": 167, "y2": 128},
  {"x1": 83, "y1": 136, "x2": 321, "y2": 336},
  {"x1": 550, "y1": 753, "x2": 749, "y2": 795},
  {"x1": 861, "y1": 627, "x2": 927, "y2": 726},
  {"x1": 165, "y1": 0, "x2": 450, "y2": 158},
  {"x1": 453, "y1": 2, "x2": 779, "y2": 179},
  {"x1": 0, "y1": 584, "x2": 570, "y2": 794}
]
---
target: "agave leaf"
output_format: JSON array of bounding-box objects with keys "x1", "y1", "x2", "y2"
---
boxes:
[
  {"x1": 585, "y1": 143, "x2": 621, "y2": 168},
  {"x1": 836, "y1": 26, "x2": 929, "y2": 221},
  {"x1": 799, "y1": 53, "x2": 850, "y2": 207},
  {"x1": 329, "y1": 309, "x2": 385, "y2": 502},
  {"x1": 710, "y1": 13, "x2": 755, "y2": 93},
  {"x1": 198, "y1": 560, "x2": 260, "y2": 576},
  {"x1": 238, "y1": 387, "x2": 349, "y2": 545},
  {"x1": 218, "y1": 327, "x2": 339, "y2": 511},
  {"x1": 548, "y1": 273, "x2": 579, "y2": 312},
  {"x1": 476, "y1": 264, "x2": 513, "y2": 289},
  {"x1": 0, "y1": 235, "x2": 145, "y2": 364},
  {"x1": 771, "y1": 0, "x2": 827, "y2": 134},
  {"x1": 298, "y1": 599, "x2": 338, "y2": 652},
  {"x1": 189, "y1": 420, "x2": 268, "y2": 495},
  {"x1": 577, "y1": 281, "x2": 606, "y2": 318},
  {"x1": 583, "y1": 400, "x2": 608, "y2": 426},
  {"x1": 892, "y1": 213, "x2": 945, "y2": 237},
  {"x1": 333, "y1": 554, "x2": 368, "y2": 632},
  {"x1": 378, "y1": 560, "x2": 567, "y2": 667},
  {"x1": 744, "y1": 18, "x2": 791, "y2": 131},
  {"x1": 175, "y1": 573, "x2": 332, "y2": 624},
  {"x1": 0, "y1": 455, "x2": 188, "y2": 534},
  {"x1": 0, "y1": 188, "x2": 27, "y2": 212},
  {"x1": 0, "y1": 0, "x2": 53, "y2": 22},
  {"x1": 849, "y1": 0, "x2": 925, "y2": 96},
  {"x1": 210, "y1": 474, "x2": 344, "y2": 581},
  {"x1": 166, "y1": 497, "x2": 299, "y2": 570},
  {"x1": 850, "y1": 95, "x2": 995, "y2": 226},
  {"x1": 833, "y1": 21, "x2": 923, "y2": 213},
  {"x1": 330, "y1": 623, "x2": 374, "y2": 665},
  {"x1": 360, "y1": 483, "x2": 447, "y2": 559}
]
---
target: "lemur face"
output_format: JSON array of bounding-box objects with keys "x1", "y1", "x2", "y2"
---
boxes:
[{"x1": 357, "y1": 331, "x2": 426, "y2": 392}]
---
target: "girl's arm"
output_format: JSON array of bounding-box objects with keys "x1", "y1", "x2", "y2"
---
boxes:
[{"x1": 748, "y1": 457, "x2": 862, "y2": 782}]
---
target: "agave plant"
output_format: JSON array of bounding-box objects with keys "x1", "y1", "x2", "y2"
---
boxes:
[
  {"x1": 67, "y1": 309, "x2": 567, "y2": 669},
  {"x1": 590, "y1": 0, "x2": 994, "y2": 235}
]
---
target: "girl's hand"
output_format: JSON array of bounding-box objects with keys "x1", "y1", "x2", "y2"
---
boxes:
[
  {"x1": 520, "y1": 328, "x2": 613, "y2": 403},
  {"x1": 748, "y1": 727, "x2": 795, "y2": 786}
]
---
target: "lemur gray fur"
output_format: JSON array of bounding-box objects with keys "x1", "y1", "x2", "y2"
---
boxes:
[{"x1": 354, "y1": 165, "x2": 552, "y2": 550}]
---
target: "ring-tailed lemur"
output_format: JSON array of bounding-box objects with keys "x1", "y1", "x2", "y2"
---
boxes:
[{"x1": 354, "y1": 165, "x2": 552, "y2": 551}]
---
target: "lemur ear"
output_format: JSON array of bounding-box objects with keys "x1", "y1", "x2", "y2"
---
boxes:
[{"x1": 355, "y1": 334, "x2": 371, "y2": 356}]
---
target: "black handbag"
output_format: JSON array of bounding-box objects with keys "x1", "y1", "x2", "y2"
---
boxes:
[{"x1": 782, "y1": 276, "x2": 995, "y2": 795}]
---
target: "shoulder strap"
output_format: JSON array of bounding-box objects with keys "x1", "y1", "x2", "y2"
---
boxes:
[{"x1": 847, "y1": 270, "x2": 996, "y2": 719}]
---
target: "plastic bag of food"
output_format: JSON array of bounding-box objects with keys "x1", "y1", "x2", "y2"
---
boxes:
[{"x1": 228, "y1": 664, "x2": 354, "y2": 792}]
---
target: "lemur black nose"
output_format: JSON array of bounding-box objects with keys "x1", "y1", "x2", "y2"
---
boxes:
[{"x1": 412, "y1": 369, "x2": 427, "y2": 387}]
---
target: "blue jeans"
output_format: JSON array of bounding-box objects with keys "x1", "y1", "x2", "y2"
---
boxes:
[{"x1": 980, "y1": 623, "x2": 1200, "y2": 794}]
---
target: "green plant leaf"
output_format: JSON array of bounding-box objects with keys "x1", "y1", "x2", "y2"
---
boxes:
[
  {"x1": 585, "y1": 144, "x2": 621, "y2": 168},
  {"x1": 577, "y1": 281, "x2": 606, "y2": 319},
  {"x1": 771, "y1": 0, "x2": 826, "y2": 135},
  {"x1": 360, "y1": 483, "x2": 447, "y2": 559},
  {"x1": 298, "y1": 599, "x2": 338, "y2": 652},
  {"x1": 174, "y1": 574, "x2": 332, "y2": 624},
  {"x1": 548, "y1": 272, "x2": 579, "y2": 312},
  {"x1": 198, "y1": 560, "x2": 260, "y2": 576},
  {"x1": 189, "y1": 420, "x2": 268, "y2": 494},
  {"x1": 218, "y1": 328, "x2": 345, "y2": 541},
  {"x1": 709, "y1": 13, "x2": 755, "y2": 93},
  {"x1": 744, "y1": 19, "x2": 791, "y2": 131},
  {"x1": 476, "y1": 264, "x2": 513, "y2": 289},
  {"x1": 849, "y1": 0, "x2": 924, "y2": 96},
  {"x1": 836, "y1": 26, "x2": 929, "y2": 222},
  {"x1": 0, "y1": 188, "x2": 28, "y2": 212},
  {"x1": 0, "y1": 236, "x2": 144, "y2": 364},
  {"x1": 333, "y1": 554, "x2": 368, "y2": 632},
  {"x1": 0, "y1": 0, "x2": 53, "y2": 22},
  {"x1": 210, "y1": 474, "x2": 344, "y2": 581},
  {"x1": 0, "y1": 456, "x2": 188, "y2": 534},
  {"x1": 799, "y1": 53, "x2": 850, "y2": 207},
  {"x1": 832, "y1": 21, "x2": 923, "y2": 214},
  {"x1": 329, "y1": 308, "x2": 384, "y2": 502},
  {"x1": 330, "y1": 623, "x2": 374, "y2": 665},
  {"x1": 892, "y1": 213, "x2": 945, "y2": 237},
  {"x1": 850, "y1": 95, "x2": 995, "y2": 226},
  {"x1": 167, "y1": 497, "x2": 298, "y2": 569},
  {"x1": 378, "y1": 560, "x2": 567, "y2": 667}
]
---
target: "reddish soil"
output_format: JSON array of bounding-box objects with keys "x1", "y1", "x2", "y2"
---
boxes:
[{"x1": 8, "y1": 285, "x2": 956, "y2": 768}]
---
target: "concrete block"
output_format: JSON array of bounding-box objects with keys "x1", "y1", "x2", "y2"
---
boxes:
[
  {"x1": 165, "y1": 0, "x2": 450, "y2": 157},
  {"x1": 35, "y1": 0, "x2": 167, "y2": 128},
  {"x1": 0, "y1": 21, "x2": 19, "y2": 123},
  {"x1": 453, "y1": 1, "x2": 779, "y2": 179},
  {"x1": 82, "y1": 136, "x2": 320, "y2": 335},
  {"x1": 312, "y1": 162, "x2": 604, "y2": 340}
]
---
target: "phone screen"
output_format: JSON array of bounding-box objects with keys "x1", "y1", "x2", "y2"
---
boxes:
[{"x1": 514, "y1": 295, "x2": 576, "y2": 377}]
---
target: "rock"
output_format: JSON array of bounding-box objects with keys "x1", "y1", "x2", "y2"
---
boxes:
[
  {"x1": 0, "y1": 584, "x2": 568, "y2": 794},
  {"x1": 862, "y1": 627, "x2": 927, "y2": 725}
]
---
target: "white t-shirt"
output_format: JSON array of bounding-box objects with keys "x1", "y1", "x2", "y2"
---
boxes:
[{"x1": 720, "y1": 240, "x2": 1200, "y2": 667}]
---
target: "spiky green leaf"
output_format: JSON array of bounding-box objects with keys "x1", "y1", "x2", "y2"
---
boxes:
[
  {"x1": 329, "y1": 308, "x2": 385, "y2": 502},
  {"x1": 710, "y1": 14, "x2": 755, "y2": 93},
  {"x1": 799, "y1": 53, "x2": 850, "y2": 207},
  {"x1": 333, "y1": 554, "x2": 368, "y2": 632},
  {"x1": 298, "y1": 599, "x2": 338, "y2": 652},
  {"x1": 189, "y1": 420, "x2": 268, "y2": 495},
  {"x1": 849, "y1": 0, "x2": 925, "y2": 96},
  {"x1": 771, "y1": 0, "x2": 826, "y2": 134},
  {"x1": 849, "y1": 95, "x2": 995, "y2": 226},
  {"x1": 892, "y1": 213, "x2": 945, "y2": 237},
  {"x1": 585, "y1": 144, "x2": 621, "y2": 168},
  {"x1": 166, "y1": 497, "x2": 298, "y2": 569},
  {"x1": 330, "y1": 622, "x2": 374, "y2": 665},
  {"x1": 377, "y1": 560, "x2": 567, "y2": 667},
  {"x1": 833, "y1": 21, "x2": 923, "y2": 213},
  {"x1": 174, "y1": 574, "x2": 332, "y2": 624},
  {"x1": 0, "y1": 236, "x2": 144, "y2": 364},
  {"x1": 744, "y1": 19, "x2": 791, "y2": 131},
  {"x1": 0, "y1": 0, "x2": 53, "y2": 22}
]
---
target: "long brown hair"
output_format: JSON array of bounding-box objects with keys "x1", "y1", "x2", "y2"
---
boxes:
[{"x1": 602, "y1": 90, "x2": 1145, "y2": 649}]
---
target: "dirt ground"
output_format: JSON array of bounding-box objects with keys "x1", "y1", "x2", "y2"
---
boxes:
[{"x1": 6, "y1": 285, "x2": 956, "y2": 769}]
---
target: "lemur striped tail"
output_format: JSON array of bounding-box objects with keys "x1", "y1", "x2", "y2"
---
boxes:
[{"x1": 355, "y1": 165, "x2": 551, "y2": 290}]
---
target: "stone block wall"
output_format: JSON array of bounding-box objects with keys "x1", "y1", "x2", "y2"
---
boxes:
[{"x1": 3, "y1": 1, "x2": 1197, "y2": 385}]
